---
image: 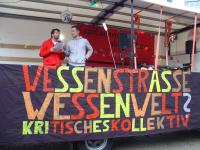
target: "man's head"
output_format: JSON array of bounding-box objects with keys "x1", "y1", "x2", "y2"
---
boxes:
[
  {"x1": 51, "y1": 28, "x2": 60, "y2": 40},
  {"x1": 71, "y1": 25, "x2": 80, "y2": 38}
]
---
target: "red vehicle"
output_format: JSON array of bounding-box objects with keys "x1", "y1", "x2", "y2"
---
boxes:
[{"x1": 0, "y1": 1, "x2": 200, "y2": 150}]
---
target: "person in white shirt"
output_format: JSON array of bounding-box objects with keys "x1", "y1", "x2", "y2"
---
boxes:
[{"x1": 65, "y1": 25, "x2": 93, "y2": 67}]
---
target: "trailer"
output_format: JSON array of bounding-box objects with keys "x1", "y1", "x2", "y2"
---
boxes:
[{"x1": 1, "y1": 0, "x2": 200, "y2": 150}]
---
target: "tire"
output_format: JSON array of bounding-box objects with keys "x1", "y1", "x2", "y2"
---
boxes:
[{"x1": 76, "y1": 139, "x2": 113, "y2": 150}]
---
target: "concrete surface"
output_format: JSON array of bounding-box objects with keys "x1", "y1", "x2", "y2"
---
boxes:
[
  {"x1": 112, "y1": 130, "x2": 200, "y2": 150},
  {"x1": 1, "y1": 130, "x2": 200, "y2": 150}
]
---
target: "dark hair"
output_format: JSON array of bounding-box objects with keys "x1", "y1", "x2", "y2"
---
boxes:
[
  {"x1": 51, "y1": 28, "x2": 60, "y2": 38},
  {"x1": 71, "y1": 25, "x2": 80, "y2": 31}
]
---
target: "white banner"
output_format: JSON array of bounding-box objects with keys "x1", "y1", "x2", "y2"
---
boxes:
[{"x1": 141, "y1": 0, "x2": 200, "y2": 13}]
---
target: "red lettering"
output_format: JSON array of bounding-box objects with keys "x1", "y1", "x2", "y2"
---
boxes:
[
  {"x1": 60, "y1": 121, "x2": 64, "y2": 134},
  {"x1": 23, "y1": 65, "x2": 42, "y2": 91},
  {"x1": 86, "y1": 94, "x2": 100, "y2": 119},
  {"x1": 176, "y1": 115, "x2": 180, "y2": 128},
  {"x1": 125, "y1": 69, "x2": 138, "y2": 93},
  {"x1": 71, "y1": 93, "x2": 85, "y2": 120},
  {"x1": 112, "y1": 69, "x2": 124, "y2": 93},
  {"x1": 111, "y1": 119, "x2": 120, "y2": 131},
  {"x1": 138, "y1": 70, "x2": 149, "y2": 92},
  {"x1": 65, "y1": 121, "x2": 74, "y2": 134},
  {"x1": 43, "y1": 66, "x2": 56, "y2": 92},
  {"x1": 181, "y1": 114, "x2": 190, "y2": 127},
  {"x1": 172, "y1": 93, "x2": 181, "y2": 113},
  {"x1": 121, "y1": 119, "x2": 131, "y2": 132},
  {"x1": 162, "y1": 93, "x2": 171, "y2": 115},
  {"x1": 166, "y1": 115, "x2": 176, "y2": 128},
  {"x1": 50, "y1": 121, "x2": 60, "y2": 135}
]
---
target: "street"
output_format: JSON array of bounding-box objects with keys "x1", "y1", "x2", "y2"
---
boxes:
[
  {"x1": 1, "y1": 130, "x2": 200, "y2": 150},
  {"x1": 113, "y1": 130, "x2": 200, "y2": 150}
]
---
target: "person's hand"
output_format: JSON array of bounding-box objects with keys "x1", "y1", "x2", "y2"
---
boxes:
[
  {"x1": 51, "y1": 47, "x2": 64, "y2": 53},
  {"x1": 50, "y1": 47, "x2": 55, "y2": 52},
  {"x1": 57, "y1": 49, "x2": 64, "y2": 53}
]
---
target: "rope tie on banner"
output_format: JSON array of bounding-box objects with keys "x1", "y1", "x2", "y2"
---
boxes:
[
  {"x1": 134, "y1": 14, "x2": 141, "y2": 30},
  {"x1": 165, "y1": 46, "x2": 169, "y2": 66},
  {"x1": 133, "y1": 39, "x2": 137, "y2": 70},
  {"x1": 191, "y1": 13, "x2": 198, "y2": 71},
  {"x1": 164, "y1": 20, "x2": 172, "y2": 66},
  {"x1": 155, "y1": 6, "x2": 163, "y2": 70}
]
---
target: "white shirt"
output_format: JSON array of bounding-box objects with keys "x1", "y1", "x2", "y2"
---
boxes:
[{"x1": 52, "y1": 40, "x2": 57, "y2": 45}]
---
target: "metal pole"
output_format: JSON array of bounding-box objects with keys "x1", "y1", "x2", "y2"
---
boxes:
[
  {"x1": 130, "y1": 0, "x2": 137, "y2": 69},
  {"x1": 106, "y1": 31, "x2": 117, "y2": 69},
  {"x1": 191, "y1": 13, "x2": 197, "y2": 71},
  {"x1": 130, "y1": 0, "x2": 134, "y2": 69}
]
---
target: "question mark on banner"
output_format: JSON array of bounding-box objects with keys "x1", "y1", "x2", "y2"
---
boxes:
[{"x1": 183, "y1": 93, "x2": 191, "y2": 113}]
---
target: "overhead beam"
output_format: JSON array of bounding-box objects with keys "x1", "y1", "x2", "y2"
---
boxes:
[
  {"x1": 0, "y1": 4, "x2": 61, "y2": 14},
  {"x1": 0, "y1": 4, "x2": 95, "y2": 18},
  {"x1": 0, "y1": 4, "x2": 178, "y2": 30},
  {"x1": 107, "y1": 18, "x2": 176, "y2": 30},
  {"x1": 0, "y1": 12, "x2": 89, "y2": 24},
  {"x1": 80, "y1": 0, "x2": 190, "y2": 26},
  {"x1": 0, "y1": 3, "x2": 186, "y2": 27},
  {"x1": 115, "y1": 11, "x2": 189, "y2": 26},
  {"x1": 0, "y1": 43, "x2": 39, "y2": 50},
  {"x1": 172, "y1": 22, "x2": 200, "y2": 34},
  {"x1": 22, "y1": 0, "x2": 188, "y2": 26},
  {"x1": 97, "y1": 0, "x2": 195, "y2": 21},
  {"x1": 92, "y1": 0, "x2": 128, "y2": 24},
  {"x1": 23, "y1": 0, "x2": 104, "y2": 11},
  {"x1": 0, "y1": 12, "x2": 163, "y2": 35}
]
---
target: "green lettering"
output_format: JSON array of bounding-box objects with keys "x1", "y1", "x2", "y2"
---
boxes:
[
  {"x1": 93, "y1": 120, "x2": 102, "y2": 133},
  {"x1": 149, "y1": 70, "x2": 161, "y2": 92},
  {"x1": 55, "y1": 66, "x2": 69, "y2": 92},
  {"x1": 22, "y1": 121, "x2": 33, "y2": 135},
  {"x1": 70, "y1": 67, "x2": 84, "y2": 92},
  {"x1": 100, "y1": 94, "x2": 115, "y2": 119},
  {"x1": 115, "y1": 94, "x2": 130, "y2": 118},
  {"x1": 161, "y1": 70, "x2": 172, "y2": 92}
]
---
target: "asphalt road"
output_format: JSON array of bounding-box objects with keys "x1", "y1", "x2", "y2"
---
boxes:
[
  {"x1": 112, "y1": 130, "x2": 200, "y2": 150},
  {"x1": 1, "y1": 130, "x2": 200, "y2": 150}
]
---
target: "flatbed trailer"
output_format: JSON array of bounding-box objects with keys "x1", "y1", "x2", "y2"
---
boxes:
[
  {"x1": 1, "y1": 1, "x2": 200, "y2": 150},
  {"x1": 0, "y1": 64, "x2": 200, "y2": 150}
]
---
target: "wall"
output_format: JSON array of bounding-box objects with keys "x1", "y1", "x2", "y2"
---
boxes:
[
  {"x1": 154, "y1": 27, "x2": 200, "y2": 72},
  {"x1": 170, "y1": 28, "x2": 200, "y2": 72},
  {"x1": 0, "y1": 17, "x2": 157, "y2": 67},
  {"x1": 155, "y1": 35, "x2": 165, "y2": 66},
  {"x1": 0, "y1": 17, "x2": 71, "y2": 65},
  {"x1": 1, "y1": 16, "x2": 187, "y2": 69}
]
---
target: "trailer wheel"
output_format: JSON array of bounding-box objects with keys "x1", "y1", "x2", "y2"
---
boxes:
[{"x1": 76, "y1": 139, "x2": 113, "y2": 150}]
